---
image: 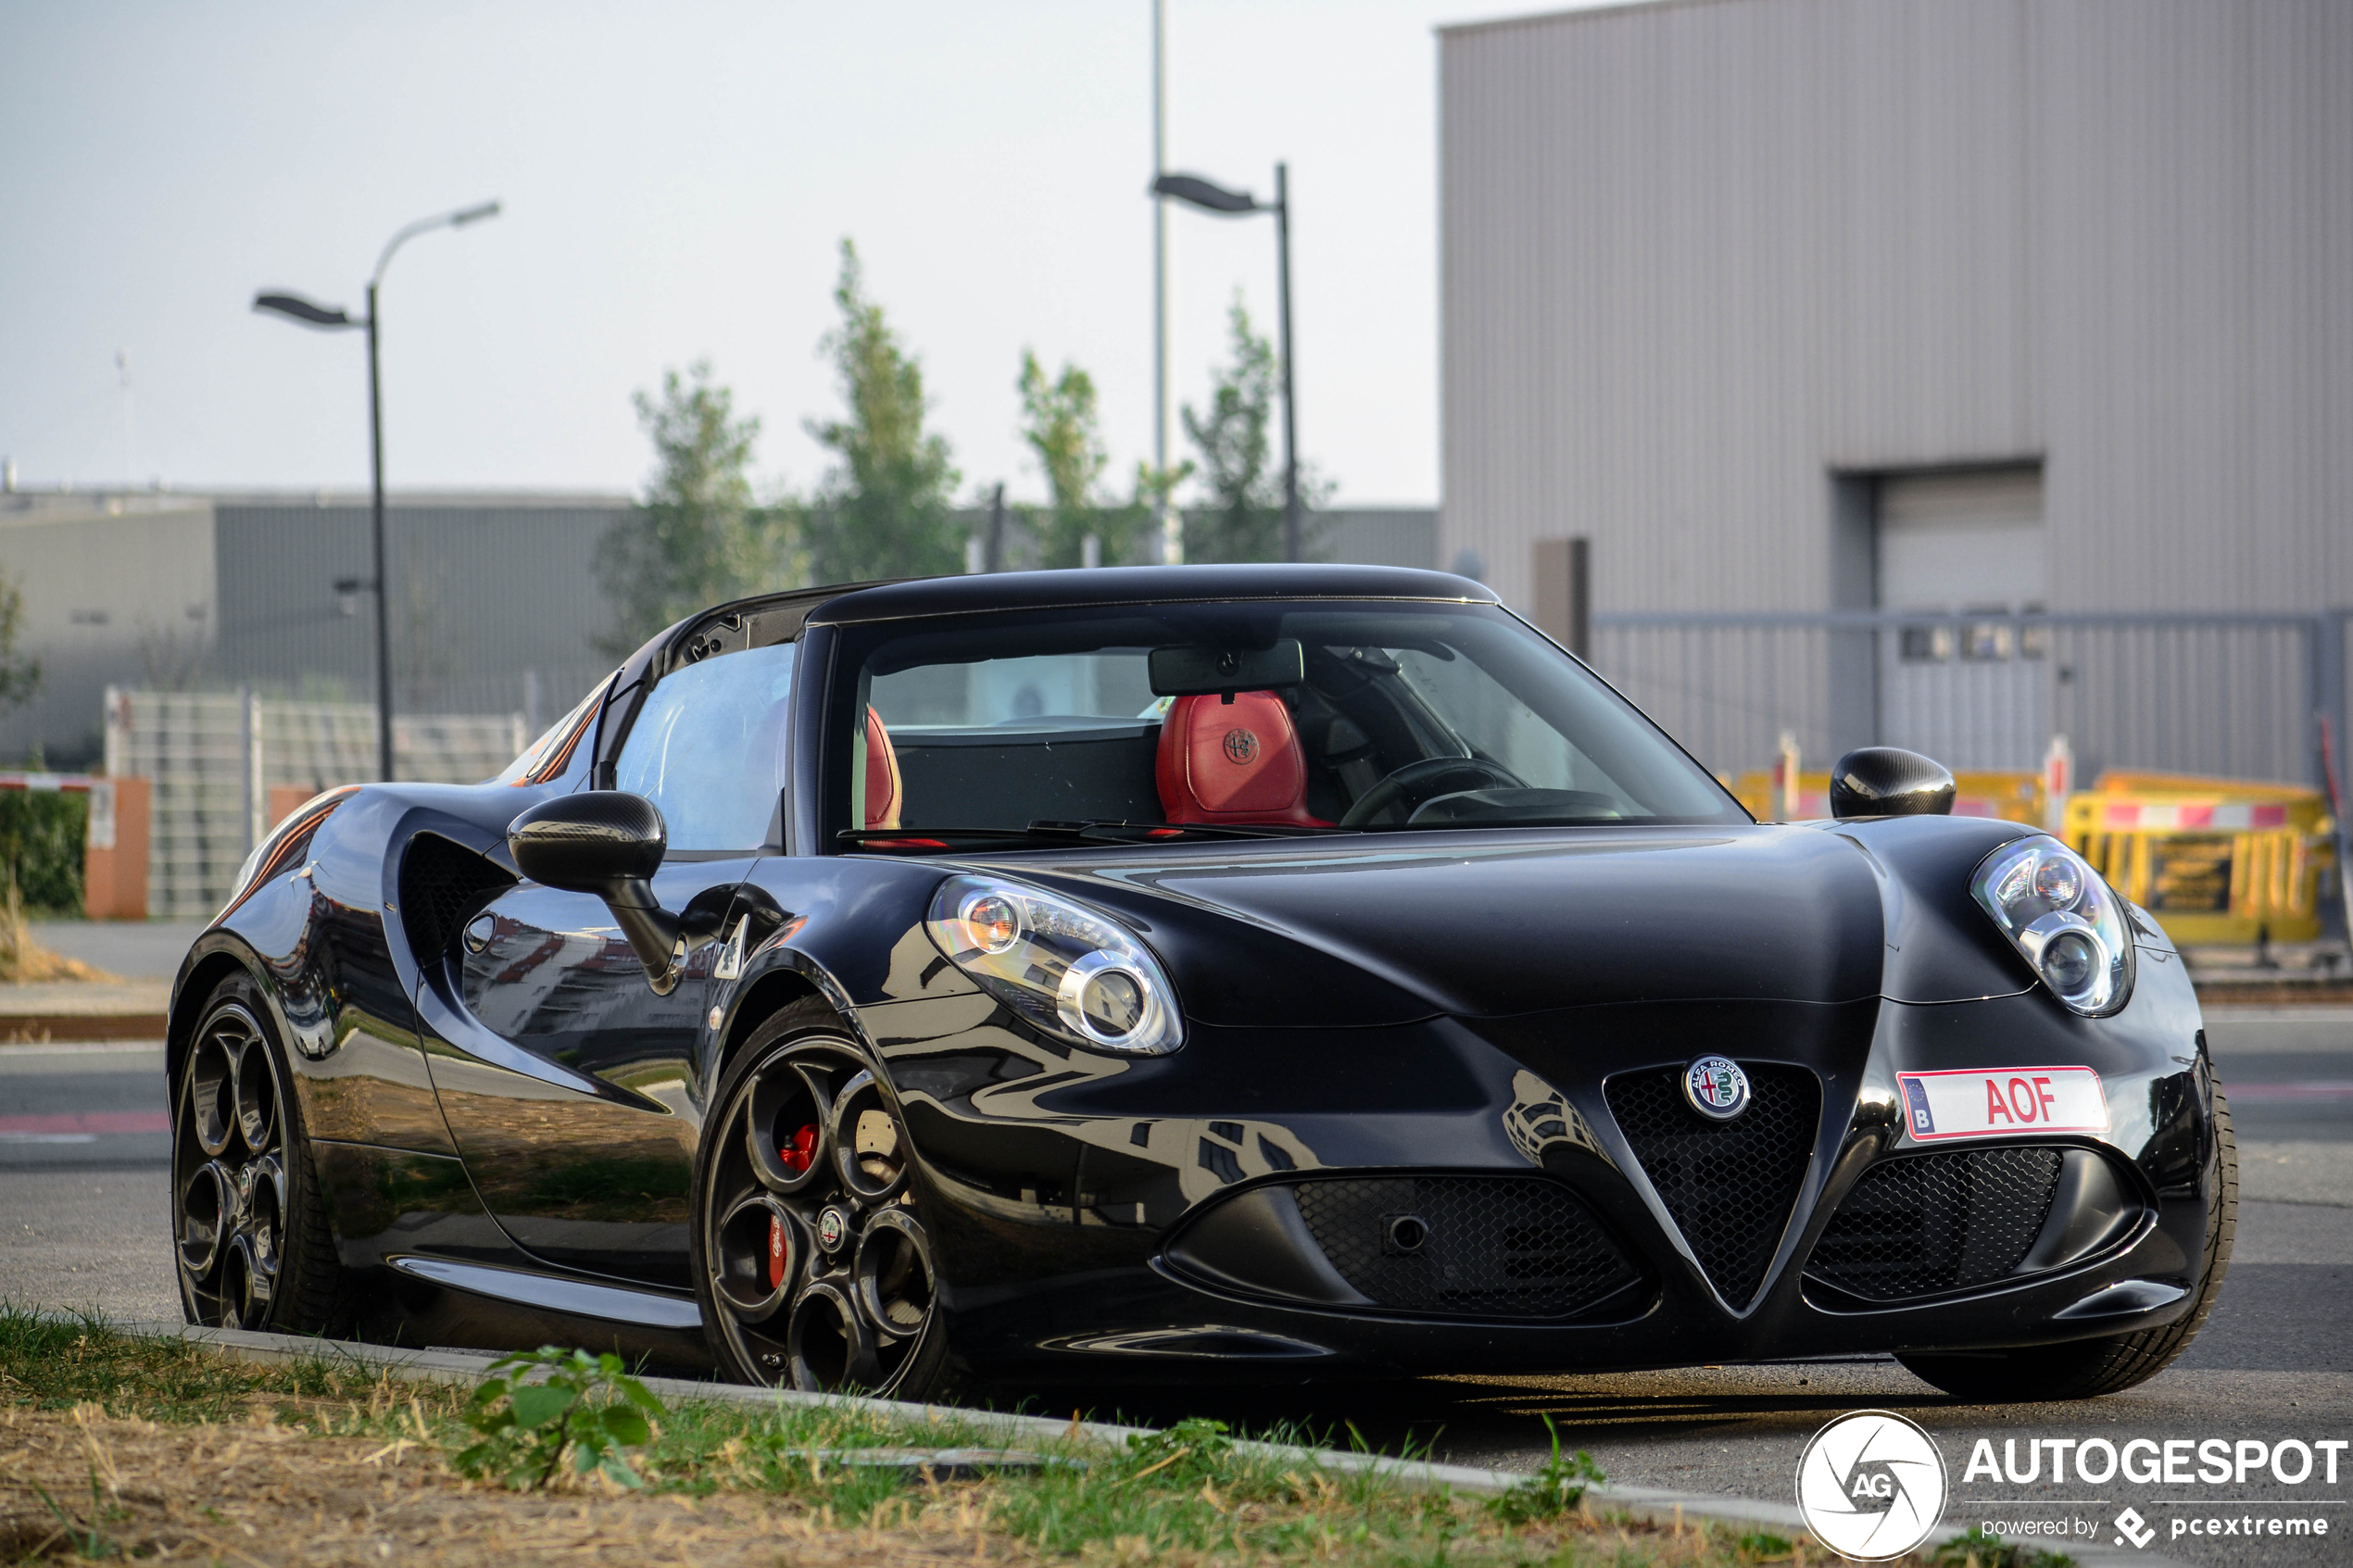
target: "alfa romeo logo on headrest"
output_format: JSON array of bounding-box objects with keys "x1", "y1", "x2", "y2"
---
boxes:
[
  {"x1": 1223, "y1": 728, "x2": 1260, "y2": 765},
  {"x1": 1683, "y1": 1055, "x2": 1751, "y2": 1121}
]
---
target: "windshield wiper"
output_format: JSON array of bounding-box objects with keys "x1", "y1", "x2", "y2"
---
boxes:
[
  {"x1": 1048, "y1": 819, "x2": 1343, "y2": 843},
  {"x1": 837, "y1": 826, "x2": 1066, "y2": 847}
]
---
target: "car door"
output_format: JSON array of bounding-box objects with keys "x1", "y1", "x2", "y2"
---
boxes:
[{"x1": 422, "y1": 642, "x2": 797, "y2": 1291}]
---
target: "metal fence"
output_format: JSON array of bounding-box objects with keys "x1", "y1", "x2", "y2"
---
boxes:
[
  {"x1": 391, "y1": 662, "x2": 614, "y2": 732},
  {"x1": 103, "y1": 687, "x2": 532, "y2": 918},
  {"x1": 1591, "y1": 610, "x2": 2353, "y2": 791}
]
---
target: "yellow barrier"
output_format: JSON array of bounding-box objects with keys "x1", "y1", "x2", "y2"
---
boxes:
[
  {"x1": 2063, "y1": 773, "x2": 2336, "y2": 947},
  {"x1": 1729, "y1": 770, "x2": 2044, "y2": 825}
]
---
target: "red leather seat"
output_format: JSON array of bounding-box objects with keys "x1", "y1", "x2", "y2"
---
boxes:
[
  {"x1": 1155, "y1": 690, "x2": 1329, "y2": 827},
  {"x1": 863, "y1": 708, "x2": 902, "y2": 831}
]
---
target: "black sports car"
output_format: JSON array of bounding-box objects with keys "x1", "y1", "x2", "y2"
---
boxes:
[{"x1": 170, "y1": 565, "x2": 2233, "y2": 1402}]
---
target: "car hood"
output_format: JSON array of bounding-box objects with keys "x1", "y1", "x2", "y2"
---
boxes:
[{"x1": 993, "y1": 823, "x2": 1923, "y2": 1027}]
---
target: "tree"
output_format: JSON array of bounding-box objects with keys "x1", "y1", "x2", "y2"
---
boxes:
[
  {"x1": 0, "y1": 571, "x2": 39, "y2": 714},
  {"x1": 1016, "y1": 351, "x2": 1153, "y2": 569},
  {"x1": 1180, "y1": 295, "x2": 1331, "y2": 563},
  {"x1": 596, "y1": 362, "x2": 784, "y2": 656},
  {"x1": 1181, "y1": 296, "x2": 1283, "y2": 563},
  {"x1": 799, "y1": 241, "x2": 962, "y2": 584}
]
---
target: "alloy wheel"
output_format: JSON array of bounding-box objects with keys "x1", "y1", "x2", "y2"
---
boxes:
[
  {"x1": 703, "y1": 1039, "x2": 937, "y2": 1392},
  {"x1": 173, "y1": 1002, "x2": 289, "y2": 1329}
]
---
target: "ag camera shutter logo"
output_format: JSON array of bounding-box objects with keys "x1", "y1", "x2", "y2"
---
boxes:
[{"x1": 1796, "y1": 1411, "x2": 1948, "y2": 1560}]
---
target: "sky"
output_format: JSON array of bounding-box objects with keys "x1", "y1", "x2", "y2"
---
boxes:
[{"x1": 0, "y1": 1, "x2": 1608, "y2": 510}]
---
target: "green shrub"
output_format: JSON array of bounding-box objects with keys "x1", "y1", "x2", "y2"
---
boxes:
[
  {"x1": 0, "y1": 789, "x2": 85, "y2": 916},
  {"x1": 451, "y1": 1346, "x2": 665, "y2": 1490},
  {"x1": 1487, "y1": 1415, "x2": 1606, "y2": 1524}
]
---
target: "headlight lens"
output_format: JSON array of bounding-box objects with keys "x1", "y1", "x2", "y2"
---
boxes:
[
  {"x1": 1970, "y1": 835, "x2": 2135, "y2": 1015},
  {"x1": 925, "y1": 875, "x2": 1184, "y2": 1055}
]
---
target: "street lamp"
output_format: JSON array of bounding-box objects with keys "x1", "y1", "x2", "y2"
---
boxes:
[
  {"x1": 253, "y1": 198, "x2": 501, "y2": 782},
  {"x1": 1152, "y1": 165, "x2": 1301, "y2": 562}
]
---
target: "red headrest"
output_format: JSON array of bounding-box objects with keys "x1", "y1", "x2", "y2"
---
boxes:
[
  {"x1": 863, "y1": 708, "x2": 901, "y2": 831},
  {"x1": 1154, "y1": 690, "x2": 1328, "y2": 827}
]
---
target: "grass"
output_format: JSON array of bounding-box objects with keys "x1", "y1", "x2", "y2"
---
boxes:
[{"x1": 1, "y1": 1306, "x2": 1967, "y2": 1565}]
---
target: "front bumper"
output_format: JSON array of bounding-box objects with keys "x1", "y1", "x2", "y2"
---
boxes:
[{"x1": 867, "y1": 944, "x2": 2217, "y2": 1380}]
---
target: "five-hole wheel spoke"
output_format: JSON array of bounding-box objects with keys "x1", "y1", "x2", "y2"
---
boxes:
[
  {"x1": 702, "y1": 1035, "x2": 939, "y2": 1393},
  {"x1": 172, "y1": 1001, "x2": 291, "y2": 1329}
]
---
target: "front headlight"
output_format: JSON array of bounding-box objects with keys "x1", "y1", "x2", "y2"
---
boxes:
[
  {"x1": 925, "y1": 875, "x2": 1184, "y2": 1055},
  {"x1": 1971, "y1": 835, "x2": 2136, "y2": 1015}
]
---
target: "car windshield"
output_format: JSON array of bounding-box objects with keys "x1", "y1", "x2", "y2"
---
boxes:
[{"x1": 829, "y1": 599, "x2": 1743, "y2": 847}]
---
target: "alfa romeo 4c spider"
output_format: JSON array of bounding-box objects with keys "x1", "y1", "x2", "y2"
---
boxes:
[{"x1": 170, "y1": 565, "x2": 2232, "y2": 1402}]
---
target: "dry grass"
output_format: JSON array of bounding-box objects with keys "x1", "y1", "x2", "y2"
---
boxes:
[
  {"x1": 0, "y1": 1403, "x2": 1797, "y2": 1568},
  {"x1": 0, "y1": 1310, "x2": 1977, "y2": 1567},
  {"x1": 0, "y1": 884, "x2": 113, "y2": 985}
]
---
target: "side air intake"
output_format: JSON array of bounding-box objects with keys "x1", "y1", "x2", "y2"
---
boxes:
[{"x1": 396, "y1": 833, "x2": 516, "y2": 962}]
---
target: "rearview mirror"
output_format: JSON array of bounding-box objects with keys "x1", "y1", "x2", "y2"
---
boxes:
[
  {"x1": 1830, "y1": 747, "x2": 1957, "y2": 820},
  {"x1": 508, "y1": 792, "x2": 686, "y2": 992},
  {"x1": 1149, "y1": 639, "x2": 1305, "y2": 697}
]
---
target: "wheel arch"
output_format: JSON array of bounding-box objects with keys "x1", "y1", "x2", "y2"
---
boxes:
[
  {"x1": 166, "y1": 944, "x2": 265, "y2": 1088},
  {"x1": 708, "y1": 949, "x2": 905, "y2": 1121},
  {"x1": 716, "y1": 969, "x2": 825, "y2": 1079}
]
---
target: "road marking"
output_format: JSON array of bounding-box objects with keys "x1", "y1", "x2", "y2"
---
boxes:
[{"x1": 0, "y1": 1111, "x2": 170, "y2": 1135}]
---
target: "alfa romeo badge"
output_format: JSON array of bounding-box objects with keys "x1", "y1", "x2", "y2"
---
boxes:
[{"x1": 1683, "y1": 1055, "x2": 1751, "y2": 1121}]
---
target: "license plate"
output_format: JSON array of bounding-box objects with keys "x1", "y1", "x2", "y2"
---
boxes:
[{"x1": 1896, "y1": 1066, "x2": 2109, "y2": 1141}]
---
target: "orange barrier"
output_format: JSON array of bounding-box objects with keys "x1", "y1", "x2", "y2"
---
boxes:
[{"x1": 2064, "y1": 773, "x2": 2334, "y2": 946}]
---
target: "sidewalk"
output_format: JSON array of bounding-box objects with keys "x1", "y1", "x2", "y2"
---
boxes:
[{"x1": 0, "y1": 980, "x2": 170, "y2": 1042}]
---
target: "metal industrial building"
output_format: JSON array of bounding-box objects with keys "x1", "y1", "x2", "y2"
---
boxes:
[
  {"x1": 0, "y1": 489, "x2": 622, "y2": 769},
  {"x1": 1440, "y1": 0, "x2": 2351, "y2": 785}
]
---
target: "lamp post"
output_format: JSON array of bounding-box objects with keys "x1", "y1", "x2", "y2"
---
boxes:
[
  {"x1": 254, "y1": 199, "x2": 500, "y2": 782},
  {"x1": 1151, "y1": 165, "x2": 1300, "y2": 562},
  {"x1": 1150, "y1": 0, "x2": 1175, "y2": 565}
]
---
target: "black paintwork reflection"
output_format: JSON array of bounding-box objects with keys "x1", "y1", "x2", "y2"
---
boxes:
[
  {"x1": 309, "y1": 1140, "x2": 520, "y2": 1273},
  {"x1": 204, "y1": 792, "x2": 451, "y2": 1154},
  {"x1": 428, "y1": 858, "x2": 756, "y2": 1289},
  {"x1": 982, "y1": 826, "x2": 1892, "y2": 1022}
]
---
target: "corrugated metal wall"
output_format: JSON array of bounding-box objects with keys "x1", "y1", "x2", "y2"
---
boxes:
[
  {"x1": 1440, "y1": 0, "x2": 2353, "y2": 618},
  {"x1": 211, "y1": 496, "x2": 624, "y2": 715}
]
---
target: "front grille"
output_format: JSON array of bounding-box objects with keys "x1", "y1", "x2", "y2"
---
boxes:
[
  {"x1": 1604, "y1": 1063, "x2": 1819, "y2": 1308},
  {"x1": 1806, "y1": 1147, "x2": 2064, "y2": 1301},
  {"x1": 1290, "y1": 1175, "x2": 1641, "y2": 1319}
]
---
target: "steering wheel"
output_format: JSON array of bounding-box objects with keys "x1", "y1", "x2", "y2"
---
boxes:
[{"x1": 1340, "y1": 756, "x2": 1526, "y2": 828}]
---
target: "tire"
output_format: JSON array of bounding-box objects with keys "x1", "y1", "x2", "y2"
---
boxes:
[
  {"x1": 691, "y1": 998, "x2": 954, "y2": 1398},
  {"x1": 171, "y1": 973, "x2": 351, "y2": 1335},
  {"x1": 1898, "y1": 1078, "x2": 2237, "y2": 1401}
]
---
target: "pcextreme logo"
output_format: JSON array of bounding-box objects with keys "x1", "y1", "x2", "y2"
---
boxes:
[{"x1": 1795, "y1": 1411, "x2": 1949, "y2": 1561}]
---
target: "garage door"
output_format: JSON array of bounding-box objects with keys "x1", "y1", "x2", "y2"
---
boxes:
[{"x1": 1876, "y1": 466, "x2": 2047, "y2": 770}]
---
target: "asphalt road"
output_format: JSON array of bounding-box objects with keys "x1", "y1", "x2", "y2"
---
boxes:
[{"x1": 3, "y1": 1006, "x2": 2347, "y2": 1564}]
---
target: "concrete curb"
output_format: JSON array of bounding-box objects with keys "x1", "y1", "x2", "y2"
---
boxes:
[
  {"x1": 115, "y1": 1319, "x2": 2183, "y2": 1567},
  {"x1": 0, "y1": 1015, "x2": 167, "y2": 1043}
]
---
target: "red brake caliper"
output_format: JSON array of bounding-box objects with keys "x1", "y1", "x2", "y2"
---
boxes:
[{"x1": 768, "y1": 1123, "x2": 817, "y2": 1290}]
